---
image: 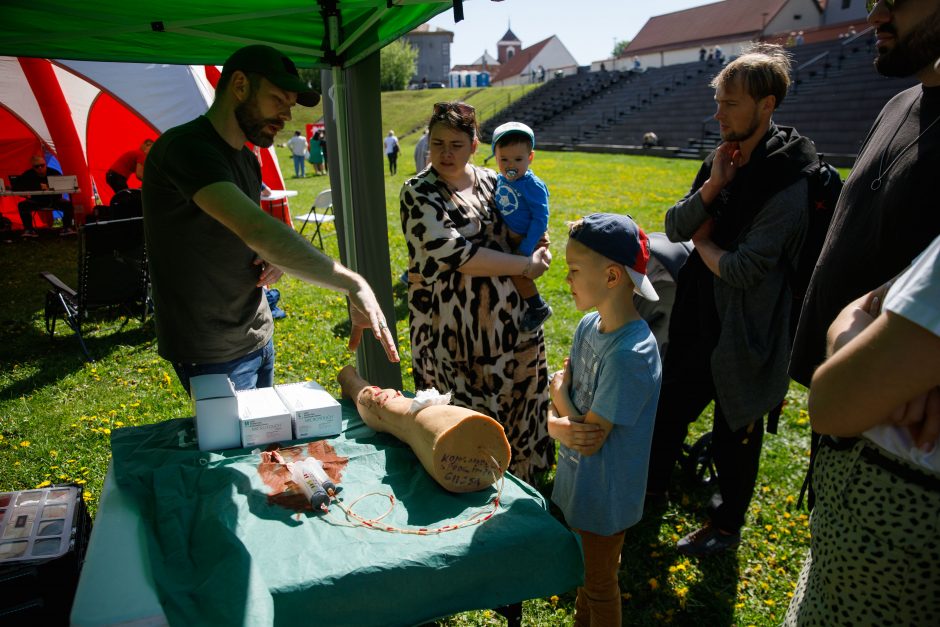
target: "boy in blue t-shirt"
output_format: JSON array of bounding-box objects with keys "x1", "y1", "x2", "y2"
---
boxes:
[
  {"x1": 492, "y1": 122, "x2": 552, "y2": 332},
  {"x1": 548, "y1": 213, "x2": 663, "y2": 626}
]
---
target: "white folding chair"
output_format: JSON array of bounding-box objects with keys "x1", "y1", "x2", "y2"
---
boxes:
[{"x1": 294, "y1": 189, "x2": 335, "y2": 248}]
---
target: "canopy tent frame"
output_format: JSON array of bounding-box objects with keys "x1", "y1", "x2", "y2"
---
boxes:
[{"x1": 0, "y1": 0, "x2": 465, "y2": 388}]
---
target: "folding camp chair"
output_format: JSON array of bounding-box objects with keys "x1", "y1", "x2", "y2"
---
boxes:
[
  {"x1": 40, "y1": 217, "x2": 150, "y2": 360},
  {"x1": 294, "y1": 189, "x2": 335, "y2": 248}
]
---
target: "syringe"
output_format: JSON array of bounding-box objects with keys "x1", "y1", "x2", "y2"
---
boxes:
[{"x1": 289, "y1": 459, "x2": 331, "y2": 510}]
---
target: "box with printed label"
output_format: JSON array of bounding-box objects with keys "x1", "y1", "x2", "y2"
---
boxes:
[
  {"x1": 275, "y1": 381, "x2": 342, "y2": 439},
  {"x1": 190, "y1": 374, "x2": 240, "y2": 451},
  {"x1": 237, "y1": 387, "x2": 292, "y2": 448}
]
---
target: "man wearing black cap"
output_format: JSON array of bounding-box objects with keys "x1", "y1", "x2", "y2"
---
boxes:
[{"x1": 143, "y1": 44, "x2": 398, "y2": 393}]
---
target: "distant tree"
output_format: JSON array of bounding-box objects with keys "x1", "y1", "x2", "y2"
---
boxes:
[
  {"x1": 297, "y1": 68, "x2": 322, "y2": 94},
  {"x1": 380, "y1": 39, "x2": 418, "y2": 92},
  {"x1": 613, "y1": 39, "x2": 631, "y2": 58}
]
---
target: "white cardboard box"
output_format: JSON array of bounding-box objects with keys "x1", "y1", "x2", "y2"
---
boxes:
[
  {"x1": 237, "y1": 387, "x2": 292, "y2": 448},
  {"x1": 275, "y1": 381, "x2": 343, "y2": 439},
  {"x1": 190, "y1": 375, "x2": 240, "y2": 451}
]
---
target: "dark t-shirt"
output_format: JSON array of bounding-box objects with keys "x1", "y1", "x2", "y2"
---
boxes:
[
  {"x1": 790, "y1": 85, "x2": 940, "y2": 385},
  {"x1": 142, "y1": 116, "x2": 272, "y2": 364},
  {"x1": 15, "y1": 165, "x2": 65, "y2": 203}
]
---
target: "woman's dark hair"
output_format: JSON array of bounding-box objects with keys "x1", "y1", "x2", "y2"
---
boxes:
[{"x1": 427, "y1": 101, "x2": 478, "y2": 140}]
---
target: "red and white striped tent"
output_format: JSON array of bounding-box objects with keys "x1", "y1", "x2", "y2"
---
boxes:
[{"x1": 0, "y1": 56, "x2": 287, "y2": 228}]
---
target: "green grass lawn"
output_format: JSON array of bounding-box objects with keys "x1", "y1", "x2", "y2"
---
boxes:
[{"x1": 0, "y1": 145, "x2": 815, "y2": 626}]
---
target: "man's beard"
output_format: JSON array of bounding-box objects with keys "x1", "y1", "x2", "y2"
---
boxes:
[
  {"x1": 875, "y1": 9, "x2": 940, "y2": 77},
  {"x1": 722, "y1": 110, "x2": 762, "y2": 143},
  {"x1": 235, "y1": 94, "x2": 280, "y2": 148}
]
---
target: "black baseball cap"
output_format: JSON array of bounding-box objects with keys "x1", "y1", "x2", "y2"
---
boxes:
[
  {"x1": 570, "y1": 213, "x2": 659, "y2": 301},
  {"x1": 221, "y1": 44, "x2": 320, "y2": 107}
]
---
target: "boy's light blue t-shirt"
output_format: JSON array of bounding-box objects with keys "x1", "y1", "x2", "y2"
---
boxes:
[
  {"x1": 551, "y1": 311, "x2": 662, "y2": 536},
  {"x1": 494, "y1": 170, "x2": 549, "y2": 256}
]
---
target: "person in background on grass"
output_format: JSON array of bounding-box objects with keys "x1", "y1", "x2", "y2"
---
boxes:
[
  {"x1": 645, "y1": 44, "x2": 819, "y2": 556},
  {"x1": 15, "y1": 154, "x2": 75, "y2": 237},
  {"x1": 384, "y1": 130, "x2": 400, "y2": 175},
  {"x1": 784, "y1": 233, "x2": 940, "y2": 625},
  {"x1": 414, "y1": 127, "x2": 429, "y2": 173},
  {"x1": 286, "y1": 130, "x2": 307, "y2": 178},
  {"x1": 307, "y1": 130, "x2": 325, "y2": 175},
  {"x1": 143, "y1": 44, "x2": 398, "y2": 394},
  {"x1": 399, "y1": 100, "x2": 553, "y2": 484},
  {"x1": 491, "y1": 121, "x2": 552, "y2": 332},
  {"x1": 549, "y1": 213, "x2": 661, "y2": 627},
  {"x1": 106, "y1": 139, "x2": 154, "y2": 193},
  {"x1": 319, "y1": 130, "x2": 328, "y2": 173}
]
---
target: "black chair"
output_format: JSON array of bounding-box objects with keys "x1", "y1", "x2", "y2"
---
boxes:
[
  {"x1": 108, "y1": 188, "x2": 143, "y2": 220},
  {"x1": 40, "y1": 217, "x2": 149, "y2": 360}
]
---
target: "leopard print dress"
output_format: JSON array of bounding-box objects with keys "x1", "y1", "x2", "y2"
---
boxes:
[{"x1": 400, "y1": 164, "x2": 552, "y2": 483}]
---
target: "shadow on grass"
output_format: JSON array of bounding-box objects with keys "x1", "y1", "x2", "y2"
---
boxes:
[{"x1": 0, "y1": 312, "x2": 156, "y2": 399}]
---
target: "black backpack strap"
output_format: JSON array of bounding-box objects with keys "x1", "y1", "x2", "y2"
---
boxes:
[{"x1": 796, "y1": 430, "x2": 822, "y2": 511}]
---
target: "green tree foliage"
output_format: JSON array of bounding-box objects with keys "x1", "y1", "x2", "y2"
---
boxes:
[
  {"x1": 380, "y1": 39, "x2": 418, "y2": 92},
  {"x1": 613, "y1": 39, "x2": 631, "y2": 58}
]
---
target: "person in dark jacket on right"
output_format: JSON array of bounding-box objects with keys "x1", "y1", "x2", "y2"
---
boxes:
[{"x1": 645, "y1": 44, "x2": 818, "y2": 556}]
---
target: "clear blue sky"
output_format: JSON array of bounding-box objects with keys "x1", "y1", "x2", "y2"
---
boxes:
[{"x1": 428, "y1": 0, "x2": 714, "y2": 66}]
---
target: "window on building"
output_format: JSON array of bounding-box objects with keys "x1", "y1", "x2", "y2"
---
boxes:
[
  {"x1": 793, "y1": 13, "x2": 802, "y2": 20},
  {"x1": 842, "y1": 0, "x2": 851, "y2": 9}
]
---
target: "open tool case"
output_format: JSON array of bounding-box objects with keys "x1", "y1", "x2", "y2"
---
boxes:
[{"x1": 0, "y1": 485, "x2": 91, "y2": 624}]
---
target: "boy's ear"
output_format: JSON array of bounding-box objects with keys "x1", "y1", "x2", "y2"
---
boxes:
[
  {"x1": 606, "y1": 263, "x2": 625, "y2": 288},
  {"x1": 528, "y1": 151, "x2": 535, "y2": 164}
]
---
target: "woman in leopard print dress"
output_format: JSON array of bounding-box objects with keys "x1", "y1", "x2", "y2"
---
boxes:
[{"x1": 399, "y1": 102, "x2": 554, "y2": 483}]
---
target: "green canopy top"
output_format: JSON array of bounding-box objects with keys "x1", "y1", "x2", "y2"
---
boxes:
[{"x1": 0, "y1": 0, "x2": 455, "y2": 68}]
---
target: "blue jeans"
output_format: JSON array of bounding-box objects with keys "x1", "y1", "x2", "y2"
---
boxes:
[
  {"x1": 291, "y1": 154, "x2": 305, "y2": 177},
  {"x1": 173, "y1": 339, "x2": 275, "y2": 394}
]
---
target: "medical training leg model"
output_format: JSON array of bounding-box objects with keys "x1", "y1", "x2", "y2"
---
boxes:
[{"x1": 338, "y1": 366, "x2": 511, "y2": 493}]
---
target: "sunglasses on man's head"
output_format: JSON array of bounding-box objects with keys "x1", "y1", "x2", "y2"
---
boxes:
[
  {"x1": 33, "y1": 164, "x2": 46, "y2": 169},
  {"x1": 866, "y1": 0, "x2": 905, "y2": 12}
]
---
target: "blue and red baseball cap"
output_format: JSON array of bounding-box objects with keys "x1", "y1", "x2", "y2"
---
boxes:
[{"x1": 570, "y1": 213, "x2": 659, "y2": 301}]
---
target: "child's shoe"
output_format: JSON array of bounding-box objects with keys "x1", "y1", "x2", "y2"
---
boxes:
[{"x1": 520, "y1": 303, "x2": 552, "y2": 333}]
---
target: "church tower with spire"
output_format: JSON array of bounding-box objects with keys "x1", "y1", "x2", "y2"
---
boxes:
[{"x1": 496, "y1": 23, "x2": 521, "y2": 65}]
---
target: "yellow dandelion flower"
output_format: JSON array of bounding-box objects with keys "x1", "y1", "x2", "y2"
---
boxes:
[
  {"x1": 621, "y1": 592, "x2": 632, "y2": 601},
  {"x1": 648, "y1": 578, "x2": 659, "y2": 590},
  {"x1": 549, "y1": 595, "x2": 559, "y2": 607},
  {"x1": 19, "y1": 440, "x2": 30, "y2": 447},
  {"x1": 764, "y1": 599, "x2": 776, "y2": 607},
  {"x1": 36, "y1": 480, "x2": 52, "y2": 488},
  {"x1": 50, "y1": 450, "x2": 58, "y2": 457},
  {"x1": 83, "y1": 490, "x2": 91, "y2": 500}
]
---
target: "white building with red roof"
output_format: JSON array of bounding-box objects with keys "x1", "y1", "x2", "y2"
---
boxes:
[
  {"x1": 452, "y1": 28, "x2": 578, "y2": 88},
  {"x1": 619, "y1": 0, "x2": 867, "y2": 70}
]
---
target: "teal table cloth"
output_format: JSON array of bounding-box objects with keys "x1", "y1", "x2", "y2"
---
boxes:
[{"x1": 110, "y1": 400, "x2": 583, "y2": 626}]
